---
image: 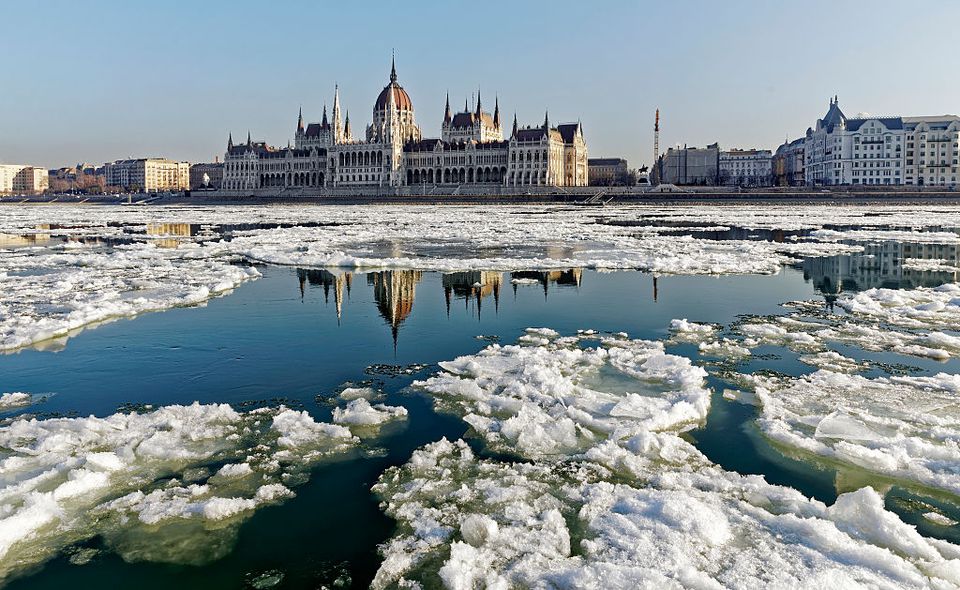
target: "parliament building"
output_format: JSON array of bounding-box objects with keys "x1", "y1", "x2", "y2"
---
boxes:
[{"x1": 221, "y1": 59, "x2": 588, "y2": 192}]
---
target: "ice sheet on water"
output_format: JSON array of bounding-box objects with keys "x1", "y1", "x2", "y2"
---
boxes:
[
  {"x1": 5, "y1": 203, "x2": 960, "y2": 358},
  {"x1": 810, "y1": 228, "x2": 960, "y2": 244},
  {"x1": 0, "y1": 240, "x2": 258, "y2": 352},
  {"x1": 0, "y1": 402, "x2": 357, "y2": 581},
  {"x1": 754, "y1": 369, "x2": 960, "y2": 495},
  {"x1": 1, "y1": 203, "x2": 915, "y2": 355}
]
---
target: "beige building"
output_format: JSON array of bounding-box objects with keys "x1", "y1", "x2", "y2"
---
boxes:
[
  {"x1": 588, "y1": 158, "x2": 630, "y2": 185},
  {"x1": 0, "y1": 164, "x2": 49, "y2": 195},
  {"x1": 902, "y1": 116, "x2": 960, "y2": 187},
  {"x1": 222, "y1": 58, "x2": 589, "y2": 192},
  {"x1": 103, "y1": 158, "x2": 190, "y2": 192}
]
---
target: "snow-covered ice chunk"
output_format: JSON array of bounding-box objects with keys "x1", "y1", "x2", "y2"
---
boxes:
[
  {"x1": 331, "y1": 399, "x2": 408, "y2": 426},
  {"x1": 0, "y1": 402, "x2": 358, "y2": 581},
  {"x1": 372, "y1": 439, "x2": 960, "y2": 589},
  {"x1": 0, "y1": 392, "x2": 32, "y2": 410},
  {"x1": 754, "y1": 370, "x2": 960, "y2": 495},
  {"x1": 415, "y1": 329, "x2": 710, "y2": 460}
]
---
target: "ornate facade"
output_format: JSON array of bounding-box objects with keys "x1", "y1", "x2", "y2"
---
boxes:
[
  {"x1": 221, "y1": 59, "x2": 588, "y2": 192},
  {"x1": 804, "y1": 97, "x2": 960, "y2": 187}
]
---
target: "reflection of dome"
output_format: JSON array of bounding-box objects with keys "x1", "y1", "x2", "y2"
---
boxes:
[{"x1": 374, "y1": 83, "x2": 413, "y2": 112}]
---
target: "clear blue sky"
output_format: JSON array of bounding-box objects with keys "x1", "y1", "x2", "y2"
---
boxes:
[{"x1": 2, "y1": 0, "x2": 958, "y2": 169}]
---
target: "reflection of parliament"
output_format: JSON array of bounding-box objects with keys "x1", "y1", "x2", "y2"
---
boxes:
[
  {"x1": 222, "y1": 58, "x2": 588, "y2": 193},
  {"x1": 297, "y1": 268, "x2": 582, "y2": 345}
]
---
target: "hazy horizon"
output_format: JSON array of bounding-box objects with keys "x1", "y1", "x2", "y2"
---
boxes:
[{"x1": 2, "y1": 0, "x2": 958, "y2": 170}]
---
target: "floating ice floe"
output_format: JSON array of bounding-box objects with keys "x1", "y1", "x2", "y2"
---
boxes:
[
  {"x1": 733, "y1": 309, "x2": 960, "y2": 363},
  {"x1": 416, "y1": 329, "x2": 710, "y2": 459},
  {"x1": 0, "y1": 392, "x2": 32, "y2": 410},
  {"x1": 0, "y1": 402, "x2": 357, "y2": 581},
  {"x1": 374, "y1": 329, "x2": 960, "y2": 588},
  {"x1": 838, "y1": 284, "x2": 960, "y2": 330},
  {"x1": 331, "y1": 398, "x2": 408, "y2": 427},
  {"x1": 754, "y1": 369, "x2": 960, "y2": 496}
]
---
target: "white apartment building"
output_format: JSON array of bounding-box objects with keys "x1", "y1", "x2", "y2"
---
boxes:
[
  {"x1": 719, "y1": 149, "x2": 773, "y2": 186},
  {"x1": 805, "y1": 97, "x2": 959, "y2": 186},
  {"x1": 0, "y1": 164, "x2": 49, "y2": 195},
  {"x1": 102, "y1": 158, "x2": 190, "y2": 192}
]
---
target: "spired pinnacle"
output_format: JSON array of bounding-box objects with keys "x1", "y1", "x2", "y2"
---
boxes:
[
  {"x1": 512, "y1": 113, "x2": 518, "y2": 137},
  {"x1": 228, "y1": 132, "x2": 233, "y2": 148},
  {"x1": 543, "y1": 110, "x2": 550, "y2": 130},
  {"x1": 493, "y1": 95, "x2": 500, "y2": 128},
  {"x1": 246, "y1": 130, "x2": 251, "y2": 146},
  {"x1": 444, "y1": 91, "x2": 452, "y2": 123},
  {"x1": 390, "y1": 51, "x2": 397, "y2": 83},
  {"x1": 475, "y1": 88, "x2": 482, "y2": 117}
]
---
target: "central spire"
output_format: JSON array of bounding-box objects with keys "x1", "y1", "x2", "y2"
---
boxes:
[{"x1": 390, "y1": 50, "x2": 397, "y2": 83}]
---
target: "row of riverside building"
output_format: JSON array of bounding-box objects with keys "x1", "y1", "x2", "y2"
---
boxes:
[
  {"x1": 221, "y1": 58, "x2": 589, "y2": 192},
  {"x1": 1, "y1": 159, "x2": 219, "y2": 196},
  {"x1": 658, "y1": 97, "x2": 960, "y2": 188}
]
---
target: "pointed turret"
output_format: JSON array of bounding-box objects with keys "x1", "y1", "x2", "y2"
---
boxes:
[
  {"x1": 227, "y1": 132, "x2": 233, "y2": 149},
  {"x1": 464, "y1": 97, "x2": 469, "y2": 112},
  {"x1": 512, "y1": 113, "x2": 518, "y2": 138},
  {"x1": 321, "y1": 104, "x2": 329, "y2": 128},
  {"x1": 444, "y1": 92, "x2": 452, "y2": 123},
  {"x1": 390, "y1": 51, "x2": 397, "y2": 84},
  {"x1": 493, "y1": 96, "x2": 501, "y2": 128},
  {"x1": 344, "y1": 111, "x2": 352, "y2": 141},
  {"x1": 475, "y1": 89, "x2": 482, "y2": 118},
  {"x1": 297, "y1": 106, "x2": 304, "y2": 133},
  {"x1": 246, "y1": 131, "x2": 251, "y2": 146},
  {"x1": 332, "y1": 84, "x2": 343, "y2": 143},
  {"x1": 543, "y1": 110, "x2": 550, "y2": 130}
]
